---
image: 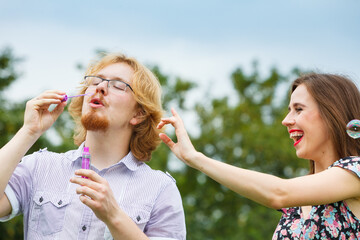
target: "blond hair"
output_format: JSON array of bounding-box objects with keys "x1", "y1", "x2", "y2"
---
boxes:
[{"x1": 68, "y1": 53, "x2": 164, "y2": 161}]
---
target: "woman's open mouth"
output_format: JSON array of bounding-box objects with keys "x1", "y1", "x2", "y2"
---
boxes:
[{"x1": 289, "y1": 130, "x2": 304, "y2": 146}]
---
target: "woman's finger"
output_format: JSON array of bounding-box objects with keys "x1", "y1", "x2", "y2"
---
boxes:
[
  {"x1": 159, "y1": 133, "x2": 176, "y2": 149},
  {"x1": 158, "y1": 117, "x2": 176, "y2": 128}
]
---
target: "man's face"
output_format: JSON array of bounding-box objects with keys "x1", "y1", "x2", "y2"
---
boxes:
[{"x1": 81, "y1": 62, "x2": 139, "y2": 132}]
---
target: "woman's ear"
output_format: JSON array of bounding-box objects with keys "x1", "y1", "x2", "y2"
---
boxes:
[{"x1": 130, "y1": 108, "x2": 146, "y2": 126}]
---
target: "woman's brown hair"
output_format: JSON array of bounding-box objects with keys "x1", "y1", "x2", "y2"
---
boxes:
[
  {"x1": 291, "y1": 73, "x2": 360, "y2": 173},
  {"x1": 68, "y1": 53, "x2": 164, "y2": 161}
]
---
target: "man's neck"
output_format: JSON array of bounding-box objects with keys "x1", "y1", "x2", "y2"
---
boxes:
[{"x1": 84, "y1": 129, "x2": 132, "y2": 170}]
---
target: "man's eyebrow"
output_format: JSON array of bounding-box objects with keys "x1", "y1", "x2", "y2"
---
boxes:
[{"x1": 97, "y1": 74, "x2": 127, "y2": 82}]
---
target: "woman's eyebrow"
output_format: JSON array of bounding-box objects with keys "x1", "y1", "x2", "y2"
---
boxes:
[{"x1": 288, "y1": 102, "x2": 306, "y2": 111}]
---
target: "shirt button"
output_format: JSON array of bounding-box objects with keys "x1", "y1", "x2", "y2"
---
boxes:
[
  {"x1": 82, "y1": 225, "x2": 87, "y2": 231},
  {"x1": 58, "y1": 200, "x2": 63, "y2": 205},
  {"x1": 39, "y1": 197, "x2": 43, "y2": 203}
]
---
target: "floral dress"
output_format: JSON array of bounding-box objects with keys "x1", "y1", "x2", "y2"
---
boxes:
[{"x1": 272, "y1": 157, "x2": 360, "y2": 239}]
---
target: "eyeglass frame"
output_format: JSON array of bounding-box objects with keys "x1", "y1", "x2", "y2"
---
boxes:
[{"x1": 84, "y1": 75, "x2": 134, "y2": 93}]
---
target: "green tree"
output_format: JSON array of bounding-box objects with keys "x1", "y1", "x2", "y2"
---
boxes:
[
  {"x1": 0, "y1": 47, "x2": 76, "y2": 239},
  {"x1": 164, "y1": 63, "x2": 308, "y2": 239},
  {"x1": 148, "y1": 65, "x2": 196, "y2": 170},
  {"x1": 0, "y1": 47, "x2": 25, "y2": 240}
]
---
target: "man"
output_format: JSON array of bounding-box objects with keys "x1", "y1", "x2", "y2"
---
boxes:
[{"x1": 0, "y1": 53, "x2": 186, "y2": 239}]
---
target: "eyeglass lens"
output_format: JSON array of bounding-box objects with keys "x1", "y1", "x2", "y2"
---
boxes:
[{"x1": 86, "y1": 76, "x2": 128, "y2": 91}]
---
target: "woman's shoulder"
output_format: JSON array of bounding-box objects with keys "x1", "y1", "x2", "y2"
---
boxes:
[
  {"x1": 331, "y1": 156, "x2": 360, "y2": 166},
  {"x1": 330, "y1": 156, "x2": 360, "y2": 178}
]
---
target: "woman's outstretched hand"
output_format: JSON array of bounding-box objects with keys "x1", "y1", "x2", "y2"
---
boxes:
[{"x1": 157, "y1": 108, "x2": 199, "y2": 168}]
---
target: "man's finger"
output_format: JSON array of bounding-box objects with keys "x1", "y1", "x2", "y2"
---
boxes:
[{"x1": 75, "y1": 169, "x2": 105, "y2": 183}]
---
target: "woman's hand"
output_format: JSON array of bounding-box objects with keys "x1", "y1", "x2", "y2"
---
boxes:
[
  {"x1": 23, "y1": 90, "x2": 67, "y2": 137},
  {"x1": 157, "y1": 108, "x2": 199, "y2": 168}
]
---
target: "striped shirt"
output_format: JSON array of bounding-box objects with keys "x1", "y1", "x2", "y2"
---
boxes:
[{"x1": 0, "y1": 143, "x2": 186, "y2": 240}]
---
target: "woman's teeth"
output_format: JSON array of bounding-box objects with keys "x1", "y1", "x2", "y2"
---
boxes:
[{"x1": 290, "y1": 132, "x2": 304, "y2": 142}]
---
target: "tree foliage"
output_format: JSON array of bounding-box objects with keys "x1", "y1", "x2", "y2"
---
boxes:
[
  {"x1": 179, "y1": 63, "x2": 308, "y2": 239},
  {"x1": 0, "y1": 48, "x2": 76, "y2": 239},
  {"x1": 0, "y1": 47, "x2": 25, "y2": 239},
  {"x1": 0, "y1": 48, "x2": 309, "y2": 239}
]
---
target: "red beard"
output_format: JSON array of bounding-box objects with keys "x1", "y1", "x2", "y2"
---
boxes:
[{"x1": 81, "y1": 110, "x2": 109, "y2": 131}]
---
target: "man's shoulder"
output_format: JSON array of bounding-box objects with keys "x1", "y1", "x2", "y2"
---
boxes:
[
  {"x1": 122, "y1": 153, "x2": 178, "y2": 187},
  {"x1": 137, "y1": 164, "x2": 177, "y2": 183},
  {"x1": 23, "y1": 147, "x2": 79, "y2": 165},
  {"x1": 150, "y1": 169, "x2": 177, "y2": 184}
]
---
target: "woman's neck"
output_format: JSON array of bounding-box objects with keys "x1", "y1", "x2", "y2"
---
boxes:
[{"x1": 313, "y1": 154, "x2": 339, "y2": 173}]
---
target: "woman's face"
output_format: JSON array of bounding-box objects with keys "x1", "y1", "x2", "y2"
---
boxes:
[{"x1": 282, "y1": 84, "x2": 337, "y2": 164}]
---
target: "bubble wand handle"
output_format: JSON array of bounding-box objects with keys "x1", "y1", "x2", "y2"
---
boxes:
[{"x1": 82, "y1": 147, "x2": 91, "y2": 179}]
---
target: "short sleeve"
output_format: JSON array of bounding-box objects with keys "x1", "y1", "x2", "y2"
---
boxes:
[
  {"x1": 0, "y1": 185, "x2": 21, "y2": 221},
  {"x1": 331, "y1": 156, "x2": 360, "y2": 178},
  {"x1": 144, "y1": 179, "x2": 186, "y2": 240},
  {"x1": 6, "y1": 153, "x2": 39, "y2": 216}
]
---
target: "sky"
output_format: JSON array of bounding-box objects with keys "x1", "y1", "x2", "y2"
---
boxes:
[{"x1": 1, "y1": 0, "x2": 360, "y2": 106}]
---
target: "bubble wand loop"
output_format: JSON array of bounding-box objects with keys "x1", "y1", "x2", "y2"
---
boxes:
[{"x1": 346, "y1": 119, "x2": 360, "y2": 139}]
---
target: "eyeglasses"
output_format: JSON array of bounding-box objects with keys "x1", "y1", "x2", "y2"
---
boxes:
[{"x1": 84, "y1": 76, "x2": 134, "y2": 93}]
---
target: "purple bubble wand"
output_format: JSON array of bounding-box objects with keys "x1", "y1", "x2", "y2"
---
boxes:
[
  {"x1": 82, "y1": 146, "x2": 91, "y2": 179},
  {"x1": 61, "y1": 93, "x2": 94, "y2": 102}
]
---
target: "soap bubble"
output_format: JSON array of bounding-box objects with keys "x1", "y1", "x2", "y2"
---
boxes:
[{"x1": 346, "y1": 119, "x2": 360, "y2": 139}]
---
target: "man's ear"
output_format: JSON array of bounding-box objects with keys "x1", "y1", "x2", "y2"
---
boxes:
[{"x1": 130, "y1": 108, "x2": 146, "y2": 126}]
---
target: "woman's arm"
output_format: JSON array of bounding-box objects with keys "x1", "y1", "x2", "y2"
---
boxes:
[{"x1": 157, "y1": 108, "x2": 360, "y2": 209}]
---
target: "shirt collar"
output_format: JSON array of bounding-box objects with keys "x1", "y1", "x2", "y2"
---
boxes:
[
  {"x1": 70, "y1": 142, "x2": 85, "y2": 161},
  {"x1": 71, "y1": 142, "x2": 143, "y2": 171},
  {"x1": 119, "y1": 151, "x2": 144, "y2": 171}
]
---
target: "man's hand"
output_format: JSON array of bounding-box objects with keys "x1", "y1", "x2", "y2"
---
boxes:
[
  {"x1": 23, "y1": 90, "x2": 67, "y2": 138},
  {"x1": 70, "y1": 170, "x2": 149, "y2": 240},
  {"x1": 70, "y1": 169, "x2": 120, "y2": 224}
]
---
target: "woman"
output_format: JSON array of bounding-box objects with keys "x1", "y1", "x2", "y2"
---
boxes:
[{"x1": 157, "y1": 73, "x2": 360, "y2": 239}]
